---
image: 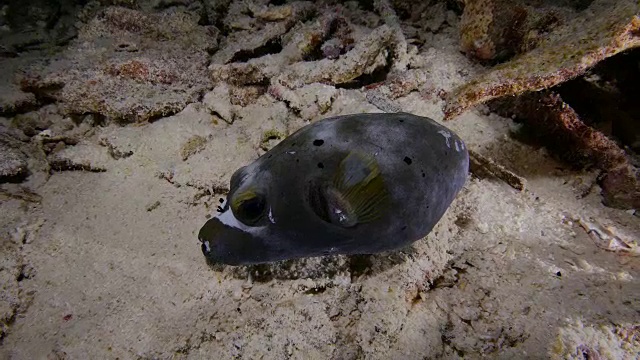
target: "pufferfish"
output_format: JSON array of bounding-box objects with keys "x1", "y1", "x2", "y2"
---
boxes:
[{"x1": 199, "y1": 112, "x2": 469, "y2": 265}]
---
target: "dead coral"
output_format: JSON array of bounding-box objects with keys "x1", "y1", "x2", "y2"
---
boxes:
[
  {"x1": 0, "y1": 0, "x2": 79, "y2": 53},
  {"x1": 468, "y1": 149, "x2": 526, "y2": 192},
  {"x1": 492, "y1": 91, "x2": 639, "y2": 209},
  {"x1": 99, "y1": 137, "x2": 133, "y2": 160},
  {"x1": 575, "y1": 217, "x2": 639, "y2": 255},
  {"x1": 208, "y1": 1, "x2": 409, "y2": 118},
  {"x1": 0, "y1": 236, "x2": 33, "y2": 342},
  {"x1": 320, "y1": 17, "x2": 355, "y2": 60},
  {"x1": 48, "y1": 159, "x2": 107, "y2": 173},
  {"x1": 210, "y1": 1, "x2": 316, "y2": 65},
  {"x1": 459, "y1": 0, "x2": 566, "y2": 62},
  {"x1": 19, "y1": 6, "x2": 218, "y2": 123},
  {"x1": 273, "y1": 25, "x2": 394, "y2": 88},
  {"x1": 209, "y1": 2, "x2": 400, "y2": 87},
  {"x1": 259, "y1": 129, "x2": 284, "y2": 151},
  {"x1": 229, "y1": 85, "x2": 266, "y2": 107},
  {"x1": 374, "y1": 0, "x2": 409, "y2": 72},
  {"x1": 202, "y1": 84, "x2": 239, "y2": 124},
  {"x1": 257, "y1": 23, "x2": 395, "y2": 116},
  {"x1": 46, "y1": 140, "x2": 112, "y2": 174},
  {"x1": 364, "y1": 68, "x2": 429, "y2": 112},
  {"x1": 0, "y1": 87, "x2": 38, "y2": 117},
  {"x1": 444, "y1": 0, "x2": 640, "y2": 120},
  {"x1": 209, "y1": 11, "x2": 338, "y2": 85},
  {"x1": 0, "y1": 141, "x2": 28, "y2": 182},
  {"x1": 267, "y1": 83, "x2": 337, "y2": 119},
  {"x1": 557, "y1": 48, "x2": 640, "y2": 153}
]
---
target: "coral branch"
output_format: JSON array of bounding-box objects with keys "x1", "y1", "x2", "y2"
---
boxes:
[
  {"x1": 374, "y1": 0, "x2": 409, "y2": 72},
  {"x1": 444, "y1": 0, "x2": 640, "y2": 120},
  {"x1": 274, "y1": 25, "x2": 394, "y2": 88},
  {"x1": 493, "y1": 91, "x2": 639, "y2": 208},
  {"x1": 468, "y1": 149, "x2": 526, "y2": 191}
]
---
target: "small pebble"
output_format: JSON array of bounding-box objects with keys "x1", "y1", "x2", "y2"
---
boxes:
[{"x1": 476, "y1": 222, "x2": 490, "y2": 234}]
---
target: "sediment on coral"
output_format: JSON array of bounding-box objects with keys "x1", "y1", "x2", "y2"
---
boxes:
[
  {"x1": 458, "y1": 0, "x2": 574, "y2": 63},
  {"x1": 490, "y1": 91, "x2": 640, "y2": 209},
  {"x1": 210, "y1": 1, "x2": 316, "y2": 65},
  {"x1": 207, "y1": 0, "x2": 423, "y2": 118},
  {"x1": 555, "y1": 48, "x2": 640, "y2": 153},
  {"x1": 439, "y1": 0, "x2": 640, "y2": 209},
  {"x1": 486, "y1": 44, "x2": 640, "y2": 209},
  {"x1": 0, "y1": 88, "x2": 39, "y2": 117},
  {"x1": 444, "y1": 0, "x2": 640, "y2": 119},
  {"x1": 17, "y1": 5, "x2": 218, "y2": 123}
]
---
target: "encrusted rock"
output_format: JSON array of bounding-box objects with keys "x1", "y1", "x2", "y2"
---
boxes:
[
  {"x1": 19, "y1": 6, "x2": 218, "y2": 123},
  {"x1": 0, "y1": 86, "x2": 37, "y2": 116},
  {"x1": 0, "y1": 141, "x2": 28, "y2": 181},
  {"x1": 491, "y1": 91, "x2": 640, "y2": 209},
  {"x1": 210, "y1": 1, "x2": 315, "y2": 65},
  {"x1": 445, "y1": 0, "x2": 640, "y2": 119}
]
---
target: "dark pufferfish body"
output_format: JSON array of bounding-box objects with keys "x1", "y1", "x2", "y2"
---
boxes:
[{"x1": 199, "y1": 112, "x2": 469, "y2": 265}]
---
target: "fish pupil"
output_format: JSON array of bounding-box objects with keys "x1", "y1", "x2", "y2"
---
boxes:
[{"x1": 238, "y1": 196, "x2": 266, "y2": 224}]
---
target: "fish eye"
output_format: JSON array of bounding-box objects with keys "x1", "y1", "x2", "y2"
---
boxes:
[{"x1": 231, "y1": 191, "x2": 267, "y2": 226}]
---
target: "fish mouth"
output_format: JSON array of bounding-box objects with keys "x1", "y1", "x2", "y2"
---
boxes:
[
  {"x1": 198, "y1": 216, "x2": 234, "y2": 264},
  {"x1": 198, "y1": 232, "x2": 213, "y2": 257},
  {"x1": 197, "y1": 211, "x2": 270, "y2": 266}
]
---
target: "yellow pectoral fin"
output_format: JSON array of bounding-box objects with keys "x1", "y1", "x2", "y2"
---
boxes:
[{"x1": 327, "y1": 152, "x2": 389, "y2": 227}]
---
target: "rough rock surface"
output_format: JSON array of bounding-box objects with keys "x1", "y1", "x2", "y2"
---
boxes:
[
  {"x1": 491, "y1": 91, "x2": 640, "y2": 209},
  {"x1": 445, "y1": 0, "x2": 640, "y2": 119},
  {"x1": 0, "y1": 142, "x2": 28, "y2": 180},
  {"x1": 20, "y1": 5, "x2": 218, "y2": 123}
]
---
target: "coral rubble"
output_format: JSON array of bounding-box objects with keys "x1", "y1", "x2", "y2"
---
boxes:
[
  {"x1": 445, "y1": 0, "x2": 640, "y2": 119},
  {"x1": 492, "y1": 91, "x2": 640, "y2": 209},
  {"x1": 19, "y1": 6, "x2": 218, "y2": 123}
]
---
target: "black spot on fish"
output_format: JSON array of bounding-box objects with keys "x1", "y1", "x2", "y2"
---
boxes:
[
  {"x1": 403, "y1": 156, "x2": 412, "y2": 165},
  {"x1": 317, "y1": 162, "x2": 324, "y2": 169},
  {"x1": 399, "y1": 119, "x2": 404, "y2": 122},
  {"x1": 313, "y1": 139, "x2": 324, "y2": 146},
  {"x1": 401, "y1": 225, "x2": 407, "y2": 231},
  {"x1": 296, "y1": 159, "x2": 299, "y2": 163},
  {"x1": 219, "y1": 198, "x2": 225, "y2": 203},
  {"x1": 421, "y1": 170, "x2": 426, "y2": 178}
]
